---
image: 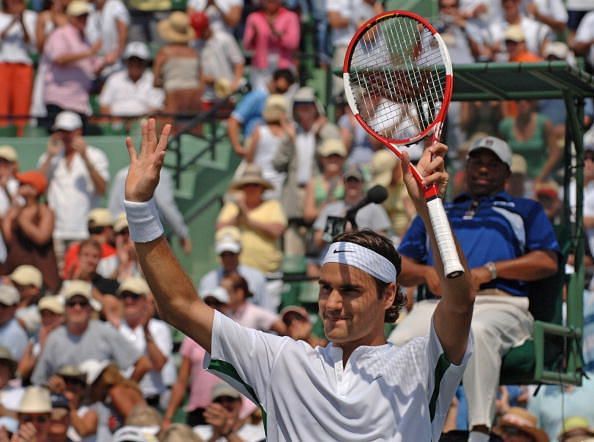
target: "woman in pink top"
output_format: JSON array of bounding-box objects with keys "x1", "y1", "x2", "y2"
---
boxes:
[{"x1": 242, "y1": 0, "x2": 300, "y2": 91}]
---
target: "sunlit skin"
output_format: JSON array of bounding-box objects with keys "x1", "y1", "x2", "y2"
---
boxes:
[{"x1": 318, "y1": 262, "x2": 395, "y2": 362}]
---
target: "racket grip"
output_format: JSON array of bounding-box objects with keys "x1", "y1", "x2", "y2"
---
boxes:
[{"x1": 426, "y1": 198, "x2": 465, "y2": 279}]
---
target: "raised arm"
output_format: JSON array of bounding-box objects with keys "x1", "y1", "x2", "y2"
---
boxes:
[
  {"x1": 401, "y1": 143, "x2": 474, "y2": 364},
  {"x1": 124, "y1": 119, "x2": 214, "y2": 352}
]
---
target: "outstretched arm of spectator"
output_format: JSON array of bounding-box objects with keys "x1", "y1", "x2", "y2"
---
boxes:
[
  {"x1": 227, "y1": 116, "x2": 246, "y2": 156},
  {"x1": 129, "y1": 355, "x2": 152, "y2": 383},
  {"x1": 125, "y1": 120, "x2": 215, "y2": 352},
  {"x1": 72, "y1": 137, "x2": 107, "y2": 195},
  {"x1": 162, "y1": 355, "x2": 191, "y2": 429}
]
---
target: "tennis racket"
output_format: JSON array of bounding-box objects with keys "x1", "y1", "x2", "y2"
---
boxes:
[{"x1": 343, "y1": 10, "x2": 464, "y2": 279}]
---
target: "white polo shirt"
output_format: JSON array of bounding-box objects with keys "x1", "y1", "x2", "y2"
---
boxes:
[{"x1": 206, "y1": 311, "x2": 472, "y2": 442}]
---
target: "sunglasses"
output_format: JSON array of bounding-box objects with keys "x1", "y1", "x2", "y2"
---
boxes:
[
  {"x1": 121, "y1": 292, "x2": 143, "y2": 301},
  {"x1": 65, "y1": 299, "x2": 90, "y2": 308},
  {"x1": 21, "y1": 414, "x2": 49, "y2": 424}
]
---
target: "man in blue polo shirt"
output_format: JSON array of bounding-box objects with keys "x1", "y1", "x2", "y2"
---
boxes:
[{"x1": 389, "y1": 136, "x2": 559, "y2": 442}]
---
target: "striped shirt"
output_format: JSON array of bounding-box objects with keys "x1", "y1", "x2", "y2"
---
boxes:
[{"x1": 206, "y1": 311, "x2": 472, "y2": 441}]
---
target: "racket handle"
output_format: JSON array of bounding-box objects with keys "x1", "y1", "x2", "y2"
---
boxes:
[{"x1": 426, "y1": 198, "x2": 464, "y2": 279}]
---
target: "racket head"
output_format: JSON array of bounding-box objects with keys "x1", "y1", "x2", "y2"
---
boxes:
[{"x1": 343, "y1": 10, "x2": 453, "y2": 147}]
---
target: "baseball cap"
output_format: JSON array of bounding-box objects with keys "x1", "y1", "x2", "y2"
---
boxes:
[
  {"x1": 343, "y1": 164, "x2": 364, "y2": 181},
  {"x1": 468, "y1": 136, "x2": 512, "y2": 168},
  {"x1": 510, "y1": 154, "x2": 527, "y2": 175},
  {"x1": 504, "y1": 25, "x2": 525, "y2": 43},
  {"x1": 116, "y1": 276, "x2": 150, "y2": 297},
  {"x1": 211, "y1": 382, "x2": 240, "y2": 401},
  {"x1": 0, "y1": 285, "x2": 19, "y2": 306},
  {"x1": 280, "y1": 305, "x2": 309, "y2": 323},
  {"x1": 123, "y1": 41, "x2": 151, "y2": 61},
  {"x1": 544, "y1": 41, "x2": 569, "y2": 60},
  {"x1": 62, "y1": 280, "x2": 92, "y2": 301},
  {"x1": 318, "y1": 139, "x2": 347, "y2": 158},
  {"x1": 293, "y1": 86, "x2": 316, "y2": 103},
  {"x1": 18, "y1": 386, "x2": 52, "y2": 414},
  {"x1": 38, "y1": 296, "x2": 65, "y2": 315},
  {"x1": 215, "y1": 236, "x2": 241, "y2": 255},
  {"x1": 112, "y1": 426, "x2": 153, "y2": 442},
  {"x1": 53, "y1": 111, "x2": 83, "y2": 131},
  {"x1": 66, "y1": 0, "x2": 92, "y2": 16},
  {"x1": 0, "y1": 145, "x2": 17, "y2": 163},
  {"x1": 16, "y1": 171, "x2": 48, "y2": 195},
  {"x1": 10, "y1": 265, "x2": 43, "y2": 289},
  {"x1": 88, "y1": 208, "x2": 114, "y2": 228},
  {"x1": 114, "y1": 213, "x2": 128, "y2": 233},
  {"x1": 201, "y1": 287, "x2": 229, "y2": 304}
]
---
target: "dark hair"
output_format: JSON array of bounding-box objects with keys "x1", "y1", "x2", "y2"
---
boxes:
[
  {"x1": 332, "y1": 230, "x2": 404, "y2": 323},
  {"x1": 224, "y1": 273, "x2": 253, "y2": 299},
  {"x1": 272, "y1": 68, "x2": 296, "y2": 85}
]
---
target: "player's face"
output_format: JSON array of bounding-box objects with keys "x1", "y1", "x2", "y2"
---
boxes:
[{"x1": 318, "y1": 263, "x2": 393, "y2": 348}]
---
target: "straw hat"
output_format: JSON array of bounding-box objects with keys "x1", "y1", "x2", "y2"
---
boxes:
[
  {"x1": 262, "y1": 94, "x2": 288, "y2": 123},
  {"x1": 88, "y1": 208, "x2": 114, "y2": 228},
  {"x1": 229, "y1": 164, "x2": 273, "y2": 191},
  {"x1": 318, "y1": 139, "x2": 347, "y2": 158},
  {"x1": 0, "y1": 145, "x2": 17, "y2": 163},
  {"x1": 496, "y1": 407, "x2": 549, "y2": 442},
  {"x1": 158, "y1": 12, "x2": 195, "y2": 44},
  {"x1": 559, "y1": 416, "x2": 594, "y2": 442},
  {"x1": 370, "y1": 150, "x2": 399, "y2": 187},
  {"x1": 17, "y1": 386, "x2": 52, "y2": 414},
  {"x1": 116, "y1": 276, "x2": 150, "y2": 297}
]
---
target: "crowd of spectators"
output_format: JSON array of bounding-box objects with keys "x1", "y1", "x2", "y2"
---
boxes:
[{"x1": 0, "y1": 0, "x2": 592, "y2": 441}]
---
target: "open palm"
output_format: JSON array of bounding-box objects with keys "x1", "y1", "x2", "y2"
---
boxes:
[{"x1": 125, "y1": 119, "x2": 171, "y2": 202}]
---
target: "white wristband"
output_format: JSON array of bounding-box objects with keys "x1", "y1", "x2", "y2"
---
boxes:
[{"x1": 124, "y1": 198, "x2": 164, "y2": 243}]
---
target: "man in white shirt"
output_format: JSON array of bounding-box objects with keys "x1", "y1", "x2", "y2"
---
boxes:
[
  {"x1": 38, "y1": 111, "x2": 110, "y2": 266},
  {"x1": 122, "y1": 120, "x2": 474, "y2": 441},
  {"x1": 86, "y1": 0, "x2": 130, "y2": 76},
  {"x1": 574, "y1": 10, "x2": 594, "y2": 71},
  {"x1": 99, "y1": 42, "x2": 164, "y2": 117},
  {"x1": 487, "y1": 0, "x2": 553, "y2": 57},
  {"x1": 186, "y1": 0, "x2": 242, "y2": 36},
  {"x1": 117, "y1": 276, "x2": 174, "y2": 409}
]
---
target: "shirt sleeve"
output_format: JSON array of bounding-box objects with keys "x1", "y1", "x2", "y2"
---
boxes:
[
  {"x1": 231, "y1": 91, "x2": 262, "y2": 124},
  {"x1": 87, "y1": 148, "x2": 110, "y2": 181},
  {"x1": 99, "y1": 76, "x2": 117, "y2": 108},
  {"x1": 576, "y1": 12, "x2": 594, "y2": 43},
  {"x1": 106, "y1": 324, "x2": 142, "y2": 370},
  {"x1": 111, "y1": 0, "x2": 130, "y2": 25},
  {"x1": 425, "y1": 318, "x2": 473, "y2": 441},
  {"x1": 206, "y1": 311, "x2": 290, "y2": 407},
  {"x1": 524, "y1": 203, "x2": 560, "y2": 253},
  {"x1": 398, "y1": 216, "x2": 429, "y2": 262},
  {"x1": 149, "y1": 320, "x2": 172, "y2": 358},
  {"x1": 253, "y1": 306, "x2": 279, "y2": 331},
  {"x1": 180, "y1": 336, "x2": 193, "y2": 359},
  {"x1": 224, "y1": 34, "x2": 245, "y2": 65},
  {"x1": 43, "y1": 29, "x2": 67, "y2": 62},
  {"x1": 154, "y1": 169, "x2": 189, "y2": 238}
]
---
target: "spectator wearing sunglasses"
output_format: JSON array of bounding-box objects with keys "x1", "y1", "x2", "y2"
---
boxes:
[
  {"x1": 117, "y1": 277, "x2": 174, "y2": 409},
  {"x1": 31, "y1": 280, "x2": 150, "y2": 387},
  {"x1": 16, "y1": 386, "x2": 52, "y2": 441}
]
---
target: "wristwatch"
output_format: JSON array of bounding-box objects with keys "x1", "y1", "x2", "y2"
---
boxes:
[{"x1": 484, "y1": 261, "x2": 497, "y2": 281}]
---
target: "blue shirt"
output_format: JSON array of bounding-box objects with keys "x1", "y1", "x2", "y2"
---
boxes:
[
  {"x1": 230, "y1": 90, "x2": 268, "y2": 137},
  {"x1": 399, "y1": 192, "x2": 559, "y2": 297},
  {"x1": 0, "y1": 318, "x2": 28, "y2": 361}
]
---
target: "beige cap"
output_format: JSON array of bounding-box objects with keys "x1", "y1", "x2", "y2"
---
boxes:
[
  {"x1": 62, "y1": 280, "x2": 93, "y2": 301},
  {"x1": 66, "y1": 0, "x2": 92, "y2": 16},
  {"x1": 262, "y1": 94, "x2": 288, "y2": 123},
  {"x1": 211, "y1": 382, "x2": 240, "y2": 401},
  {"x1": 318, "y1": 139, "x2": 347, "y2": 158},
  {"x1": 510, "y1": 154, "x2": 527, "y2": 175},
  {"x1": 544, "y1": 41, "x2": 569, "y2": 60},
  {"x1": 10, "y1": 265, "x2": 43, "y2": 289},
  {"x1": 38, "y1": 295, "x2": 64, "y2": 315},
  {"x1": 468, "y1": 136, "x2": 512, "y2": 168},
  {"x1": 370, "y1": 150, "x2": 399, "y2": 187},
  {"x1": 504, "y1": 25, "x2": 525, "y2": 43},
  {"x1": 0, "y1": 285, "x2": 19, "y2": 306},
  {"x1": 116, "y1": 276, "x2": 150, "y2": 297},
  {"x1": 56, "y1": 364, "x2": 86, "y2": 380},
  {"x1": 18, "y1": 387, "x2": 52, "y2": 414},
  {"x1": 114, "y1": 212, "x2": 128, "y2": 233},
  {"x1": 201, "y1": 287, "x2": 229, "y2": 304},
  {"x1": 0, "y1": 145, "x2": 17, "y2": 163},
  {"x1": 79, "y1": 359, "x2": 110, "y2": 385},
  {"x1": 88, "y1": 208, "x2": 114, "y2": 228}
]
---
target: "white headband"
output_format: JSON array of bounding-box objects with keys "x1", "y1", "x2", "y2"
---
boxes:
[{"x1": 322, "y1": 242, "x2": 397, "y2": 283}]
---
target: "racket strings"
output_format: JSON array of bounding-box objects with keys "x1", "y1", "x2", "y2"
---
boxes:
[{"x1": 348, "y1": 15, "x2": 446, "y2": 143}]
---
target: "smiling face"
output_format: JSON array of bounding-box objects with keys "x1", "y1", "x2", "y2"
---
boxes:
[{"x1": 318, "y1": 263, "x2": 394, "y2": 350}]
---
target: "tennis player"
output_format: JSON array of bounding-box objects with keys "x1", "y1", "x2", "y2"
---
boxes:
[{"x1": 123, "y1": 119, "x2": 474, "y2": 441}]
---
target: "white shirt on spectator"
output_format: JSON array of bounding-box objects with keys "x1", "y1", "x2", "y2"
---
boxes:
[
  {"x1": 99, "y1": 69, "x2": 164, "y2": 116},
  {"x1": 230, "y1": 302, "x2": 278, "y2": 331},
  {"x1": 186, "y1": 0, "x2": 241, "y2": 34},
  {"x1": 198, "y1": 30, "x2": 244, "y2": 101},
  {"x1": 526, "y1": 0, "x2": 568, "y2": 24},
  {"x1": 0, "y1": 10, "x2": 36, "y2": 64},
  {"x1": 194, "y1": 421, "x2": 265, "y2": 442},
  {"x1": 565, "y1": 0, "x2": 594, "y2": 10},
  {"x1": 205, "y1": 311, "x2": 472, "y2": 441},
  {"x1": 576, "y1": 11, "x2": 594, "y2": 67},
  {"x1": 460, "y1": 0, "x2": 503, "y2": 24},
  {"x1": 38, "y1": 147, "x2": 110, "y2": 240},
  {"x1": 488, "y1": 15, "x2": 552, "y2": 55},
  {"x1": 119, "y1": 318, "x2": 174, "y2": 397},
  {"x1": 326, "y1": 0, "x2": 376, "y2": 48},
  {"x1": 86, "y1": 0, "x2": 129, "y2": 72}
]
